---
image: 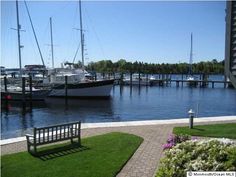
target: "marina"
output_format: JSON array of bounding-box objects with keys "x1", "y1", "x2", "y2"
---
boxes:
[
  {"x1": 1, "y1": 1, "x2": 236, "y2": 177},
  {"x1": 0, "y1": 73, "x2": 232, "y2": 102},
  {"x1": 120, "y1": 73, "x2": 232, "y2": 88},
  {"x1": 1, "y1": 81, "x2": 236, "y2": 139}
]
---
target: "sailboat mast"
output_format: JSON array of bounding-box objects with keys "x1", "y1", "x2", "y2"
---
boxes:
[
  {"x1": 79, "y1": 0, "x2": 84, "y2": 71},
  {"x1": 189, "y1": 33, "x2": 193, "y2": 75},
  {"x1": 16, "y1": 0, "x2": 22, "y2": 76},
  {"x1": 24, "y1": 0, "x2": 45, "y2": 67},
  {"x1": 50, "y1": 17, "x2": 54, "y2": 68}
]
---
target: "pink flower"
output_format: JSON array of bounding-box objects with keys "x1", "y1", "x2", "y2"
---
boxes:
[{"x1": 163, "y1": 143, "x2": 175, "y2": 150}]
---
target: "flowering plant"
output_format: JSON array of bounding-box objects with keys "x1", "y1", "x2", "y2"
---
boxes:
[
  {"x1": 162, "y1": 134, "x2": 191, "y2": 150},
  {"x1": 156, "y1": 139, "x2": 236, "y2": 177}
]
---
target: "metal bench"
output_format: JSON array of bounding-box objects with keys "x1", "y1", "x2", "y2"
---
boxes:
[{"x1": 26, "y1": 121, "x2": 81, "y2": 155}]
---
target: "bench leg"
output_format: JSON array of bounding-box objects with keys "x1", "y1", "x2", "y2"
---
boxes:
[
  {"x1": 27, "y1": 142, "x2": 34, "y2": 155},
  {"x1": 33, "y1": 145, "x2": 37, "y2": 155},
  {"x1": 70, "y1": 138, "x2": 74, "y2": 144},
  {"x1": 78, "y1": 133, "x2": 81, "y2": 146},
  {"x1": 27, "y1": 142, "x2": 31, "y2": 153}
]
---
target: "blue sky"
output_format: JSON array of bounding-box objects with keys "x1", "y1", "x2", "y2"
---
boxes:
[{"x1": 1, "y1": 1, "x2": 226, "y2": 68}]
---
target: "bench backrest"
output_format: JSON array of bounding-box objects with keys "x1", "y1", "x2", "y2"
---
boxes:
[{"x1": 33, "y1": 121, "x2": 81, "y2": 145}]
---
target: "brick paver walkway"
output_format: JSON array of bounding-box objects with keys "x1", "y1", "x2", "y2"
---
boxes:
[
  {"x1": 82, "y1": 124, "x2": 175, "y2": 177},
  {"x1": 1, "y1": 120, "x2": 236, "y2": 177}
]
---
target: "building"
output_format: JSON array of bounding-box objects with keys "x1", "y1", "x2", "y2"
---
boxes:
[{"x1": 225, "y1": 1, "x2": 236, "y2": 88}]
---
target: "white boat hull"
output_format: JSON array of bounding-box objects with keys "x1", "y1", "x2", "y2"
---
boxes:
[{"x1": 49, "y1": 80, "x2": 114, "y2": 98}]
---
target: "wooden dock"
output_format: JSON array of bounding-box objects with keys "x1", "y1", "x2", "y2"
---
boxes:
[
  {"x1": 116, "y1": 77, "x2": 232, "y2": 88},
  {"x1": 147, "y1": 79, "x2": 232, "y2": 88},
  {"x1": 167, "y1": 79, "x2": 231, "y2": 88}
]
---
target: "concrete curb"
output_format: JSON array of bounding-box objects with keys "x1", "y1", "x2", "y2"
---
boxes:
[{"x1": 1, "y1": 115, "x2": 236, "y2": 146}]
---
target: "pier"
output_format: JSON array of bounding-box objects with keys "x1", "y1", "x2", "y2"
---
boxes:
[
  {"x1": 1, "y1": 76, "x2": 49, "y2": 102},
  {"x1": 1, "y1": 76, "x2": 33, "y2": 101},
  {"x1": 112, "y1": 72, "x2": 233, "y2": 88},
  {"x1": 150, "y1": 79, "x2": 232, "y2": 88},
  {"x1": 1, "y1": 73, "x2": 233, "y2": 103}
]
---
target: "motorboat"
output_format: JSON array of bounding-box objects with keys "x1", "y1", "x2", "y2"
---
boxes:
[{"x1": 123, "y1": 73, "x2": 150, "y2": 86}]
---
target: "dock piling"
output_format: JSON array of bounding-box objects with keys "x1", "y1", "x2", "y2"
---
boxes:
[
  {"x1": 224, "y1": 75, "x2": 227, "y2": 88},
  {"x1": 29, "y1": 76, "x2": 32, "y2": 101},
  {"x1": 138, "y1": 72, "x2": 141, "y2": 87},
  {"x1": 146, "y1": 74, "x2": 148, "y2": 86},
  {"x1": 130, "y1": 72, "x2": 133, "y2": 86},
  {"x1": 120, "y1": 72, "x2": 124, "y2": 85},
  {"x1": 176, "y1": 81, "x2": 179, "y2": 87},
  {"x1": 65, "y1": 75, "x2": 68, "y2": 99},
  {"x1": 22, "y1": 77, "x2": 26, "y2": 102},
  {"x1": 4, "y1": 76, "x2": 7, "y2": 92}
]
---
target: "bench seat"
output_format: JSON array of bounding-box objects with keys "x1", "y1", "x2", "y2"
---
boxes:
[{"x1": 26, "y1": 121, "x2": 81, "y2": 155}]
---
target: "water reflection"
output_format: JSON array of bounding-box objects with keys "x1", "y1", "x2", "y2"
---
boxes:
[
  {"x1": 1, "y1": 98, "x2": 115, "y2": 139},
  {"x1": 45, "y1": 98, "x2": 116, "y2": 123},
  {"x1": 130, "y1": 85, "x2": 132, "y2": 97},
  {"x1": 45, "y1": 98, "x2": 113, "y2": 113},
  {"x1": 1, "y1": 100, "x2": 46, "y2": 139},
  {"x1": 1, "y1": 101, "x2": 46, "y2": 116},
  {"x1": 120, "y1": 85, "x2": 123, "y2": 96},
  {"x1": 1, "y1": 82, "x2": 236, "y2": 139}
]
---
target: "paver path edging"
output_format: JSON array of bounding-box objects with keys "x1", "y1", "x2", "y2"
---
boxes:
[{"x1": 1, "y1": 118, "x2": 236, "y2": 177}]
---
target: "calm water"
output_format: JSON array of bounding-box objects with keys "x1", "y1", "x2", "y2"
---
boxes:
[{"x1": 1, "y1": 77, "x2": 236, "y2": 139}]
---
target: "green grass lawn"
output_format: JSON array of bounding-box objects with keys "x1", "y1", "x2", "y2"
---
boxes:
[
  {"x1": 173, "y1": 123, "x2": 236, "y2": 139},
  {"x1": 1, "y1": 132, "x2": 143, "y2": 177}
]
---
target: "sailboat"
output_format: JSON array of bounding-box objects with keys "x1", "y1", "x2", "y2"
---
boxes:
[
  {"x1": 48, "y1": 0, "x2": 114, "y2": 98},
  {"x1": 1, "y1": 0, "x2": 50, "y2": 101},
  {"x1": 186, "y1": 33, "x2": 198, "y2": 86}
]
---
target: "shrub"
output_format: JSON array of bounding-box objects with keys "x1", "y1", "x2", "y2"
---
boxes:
[
  {"x1": 156, "y1": 139, "x2": 236, "y2": 177},
  {"x1": 162, "y1": 134, "x2": 191, "y2": 150}
]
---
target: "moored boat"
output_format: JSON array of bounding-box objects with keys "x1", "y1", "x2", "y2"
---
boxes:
[
  {"x1": 42, "y1": 66, "x2": 114, "y2": 98},
  {"x1": 186, "y1": 33, "x2": 198, "y2": 87},
  {"x1": 46, "y1": 0, "x2": 114, "y2": 98},
  {"x1": 49, "y1": 79, "x2": 114, "y2": 98},
  {"x1": 123, "y1": 73, "x2": 151, "y2": 86},
  {"x1": 1, "y1": 86, "x2": 50, "y2": 101},
  {"x1": 186, "y1": 75, "x2": 198, "y2": 86}
]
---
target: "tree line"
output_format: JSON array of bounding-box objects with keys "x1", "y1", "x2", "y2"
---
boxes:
[{"x1": 85, "y1": 59, "x2": 224, "y2": 74}]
